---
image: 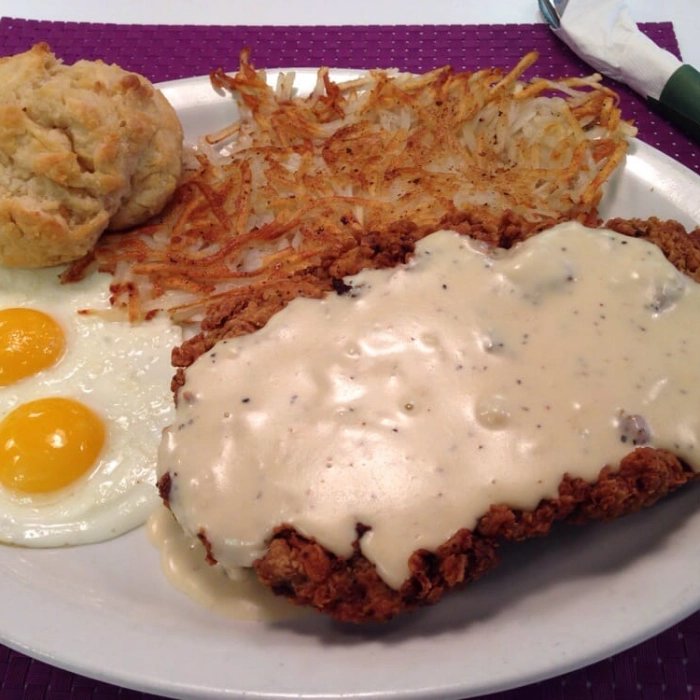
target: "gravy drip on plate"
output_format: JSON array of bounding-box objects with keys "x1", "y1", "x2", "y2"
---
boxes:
[
  {"x1": 146, "y1": 505, "x2": 300, "y2": 621},
  {"x1": 159, "y1": 222, "x2": 700, "y2": 590}
]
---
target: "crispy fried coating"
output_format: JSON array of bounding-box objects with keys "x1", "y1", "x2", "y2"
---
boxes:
[
  {"x1": 252, "y1": 448, "x2": 696, "y2": 623},
  {"x1": 604, "y1": 216, "x2": 700, "y2": 280}
]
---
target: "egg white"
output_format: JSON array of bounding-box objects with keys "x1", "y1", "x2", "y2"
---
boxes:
[{"x1": 0, "y1": 264, "x2": 182, "y2": 547}]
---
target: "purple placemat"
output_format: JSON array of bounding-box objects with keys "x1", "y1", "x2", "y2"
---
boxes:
[{"x1": 0, "y1": 17, "x2": 699, "y2": 700}]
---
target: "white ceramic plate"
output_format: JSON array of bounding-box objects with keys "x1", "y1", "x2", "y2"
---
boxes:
[{"x1": 0, "y1": 70, "x2": 699, "y2": 700}]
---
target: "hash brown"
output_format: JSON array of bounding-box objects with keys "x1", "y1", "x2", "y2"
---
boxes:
[{"x1": 64, "y1": 49, "x2": 634, "y2": 350}]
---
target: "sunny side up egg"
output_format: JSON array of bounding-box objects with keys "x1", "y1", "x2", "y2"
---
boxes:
[{"x1": 0, "y1": 263, "x2": 182, "y2": 547}]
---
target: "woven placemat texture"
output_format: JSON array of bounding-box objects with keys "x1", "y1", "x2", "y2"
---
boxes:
[
  {"x1": 0, "y1": 16, "x2": 699, "y2": 700},
  {"x1": 0, "y1": 17, "x2": 698, "y2": 174}
]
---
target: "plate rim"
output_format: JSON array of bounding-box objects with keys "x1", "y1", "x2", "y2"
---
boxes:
[{"x1": 0, "y1": 69, "x2": 699, "y2": 700}]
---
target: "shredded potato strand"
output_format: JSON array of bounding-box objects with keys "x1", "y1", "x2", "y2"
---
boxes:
[{"x1": 64, "y1": 49, "x2": 635, "y2": 326}]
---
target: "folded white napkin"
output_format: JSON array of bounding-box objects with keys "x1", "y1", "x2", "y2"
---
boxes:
[{"x1": 553, "y1": 0, "x2": 681, "y2": 99}]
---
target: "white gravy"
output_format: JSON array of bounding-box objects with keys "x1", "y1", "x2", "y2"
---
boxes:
[
  {"x1": 146, "y1": 504, "x2": 301, "y2": 620},
  {"x1": 158, "y1": 222, "x2": 700, "y2": 590}
]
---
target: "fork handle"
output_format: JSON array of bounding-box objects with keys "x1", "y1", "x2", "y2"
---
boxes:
[{"x1": 648, "y1": 64, "x2": 700, "y2": 145}]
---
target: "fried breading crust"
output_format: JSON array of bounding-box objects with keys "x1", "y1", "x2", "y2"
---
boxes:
[
  {"x1": 162, "y1": 442, "x2": 695, "y2": 622},
  {"x1": 157, "y1": 215, "x2": 700, "y2": 623},
  {"x1": 604, "y1": 216, "x2": 700, "y2": 279},
  {"x1": 252, "y1": 449, "x2": 696, "y2": 623}
]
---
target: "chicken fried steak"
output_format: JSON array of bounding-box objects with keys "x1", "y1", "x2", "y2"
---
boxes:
[{"x1": 157, "y1": 218, "x2": 700, "y2": 623}]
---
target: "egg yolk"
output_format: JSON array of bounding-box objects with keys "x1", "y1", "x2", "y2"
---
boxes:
[
  {"x1": 0, "y1": 397, "x2": 105, "y2": 494},
  {"x1": 0, "y1": 308, "x2": 65, "y2": 386}
]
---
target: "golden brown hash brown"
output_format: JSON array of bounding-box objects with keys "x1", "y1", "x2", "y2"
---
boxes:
[
  {"x1": 156, "y1": 216, "x2": 700, "y2": 623},
  {"x1": 63, "y1": 48, "x2": 635, "y2": 369}
]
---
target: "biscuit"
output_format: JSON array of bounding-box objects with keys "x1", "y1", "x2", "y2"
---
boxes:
[{"x1": 0, "y1": 43, "x2": 183, "y2": 268}]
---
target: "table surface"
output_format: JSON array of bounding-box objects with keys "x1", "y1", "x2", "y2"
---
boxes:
[
  {"x1": 3, "y1": 0, "x2": 700, "y2": 68},
  {"x1": 1, "y1": 2, "x2": 699, "y2": 700}
]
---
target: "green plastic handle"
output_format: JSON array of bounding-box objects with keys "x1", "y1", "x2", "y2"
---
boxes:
[{"x1": 648, "y1": 64, "x2": 700, "y2": 145}]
